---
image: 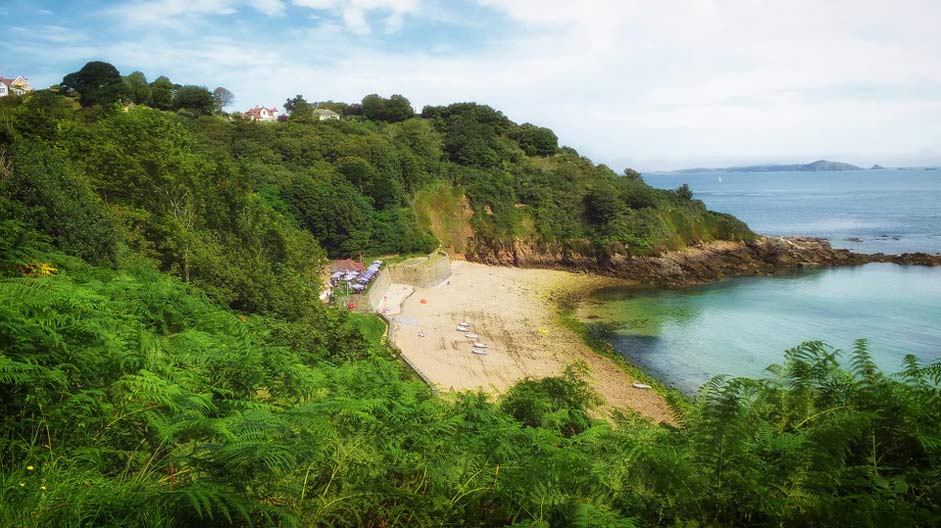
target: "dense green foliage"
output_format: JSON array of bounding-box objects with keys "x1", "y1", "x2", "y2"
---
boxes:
[
  {"x1": 124, "y1": 71, "x2": 152, "y2": 106},
  {"x1": 61, "y1": 61, "x2": 130, "y2": 107},
  {"x1": 27, "y1": 61, "x2": 754, "y2": 267},
  {"x1": 0, "y1": 141, "x2": 119, "y2": 265},
  {"x1": 61, "y1": 63, "x2": 215, "y2": 117},
  {"x1": 4, "y1": 62, "x2": 936, "y2": 526},
  {"x1": 1, "y1": 240, "x2": 939, "y2": 526},
  {"x1": 415, "y1": 101, "x2": 752, "y2": 257},
  {"x1": 149, "y1": 75, "x2": 175, "y2": 110},
  {"x1": 171, "y1": 85, "x2": 215, "y2": 116},
  {"x1": 361, "y1": 94, "x2": 415, "y2": 123}
]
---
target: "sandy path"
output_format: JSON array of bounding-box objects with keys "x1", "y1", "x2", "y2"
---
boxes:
[{"x1": 388, "y1": 261, "x2": 674, "y2": 423}]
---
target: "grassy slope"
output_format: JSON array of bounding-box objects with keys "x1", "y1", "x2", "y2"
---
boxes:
[{"x1": 412, "y1": 182, "x2": 473, "y2": 254}]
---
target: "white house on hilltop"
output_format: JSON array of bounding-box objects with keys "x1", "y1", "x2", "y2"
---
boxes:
[
  {"x1": 312, "y1": 108, "x2": 340, "y2": 121},
  {"x1": 242, "y1": 106, "x2": 280, "y2": 122},
  {"x1": 0, "y1": 75, "x2": 33, "y2": 97}
]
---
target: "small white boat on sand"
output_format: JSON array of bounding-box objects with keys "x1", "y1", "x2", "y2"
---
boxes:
[
  {"x1": 473, "y1": 342, "x2": 488, "y2": 348},
  {"x1": 464, "y1": 333, "x2": 479, "y2": 339},
  {"x1": 631, "y1": 383, "x2": 652, "y2": 390},
  {"x1": 471, "y1": 348, "x2": 488, "y2": 355}
]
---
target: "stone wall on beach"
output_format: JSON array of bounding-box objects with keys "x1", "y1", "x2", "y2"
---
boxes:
[
  {"x1": 387, "y1": 252, "x2": 452, "y2": 288},
  {"x1": 345, "y1": 252, "x2": 451, "y2": 311}
]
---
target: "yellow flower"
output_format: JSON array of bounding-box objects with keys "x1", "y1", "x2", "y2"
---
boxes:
[
  {"x1": 19, "y1": 482, "x2": 24, "y2": 487},
  {"x1": 26, "y1": 465, "x2": 34, "y2": 471},
  {"x1": 40, "y1": 485, "x2": 47, "y2": 490}
]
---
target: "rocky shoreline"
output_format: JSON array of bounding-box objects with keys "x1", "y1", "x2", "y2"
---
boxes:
[{"x1": 466, "y1": 236, "x2": 941, "y2": 286}]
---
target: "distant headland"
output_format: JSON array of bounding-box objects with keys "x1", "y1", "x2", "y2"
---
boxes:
[{"x1": 669, "y1": 160, "x2": 863, "y2": 173}]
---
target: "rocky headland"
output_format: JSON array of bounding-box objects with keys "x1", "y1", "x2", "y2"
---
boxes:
[{"x1": 466, "y1": 236, "x2": 941, "y2": 286}]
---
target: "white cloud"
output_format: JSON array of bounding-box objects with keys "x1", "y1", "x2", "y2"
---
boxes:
[
  {"x1": 292, "y1": 0, "x2": 419, "y2": 34},
  {"x1": 106, "y1": 0, "x2": 291, "y2": 26},
  {"x1": 31, "y1": 0, "x2": 939, "y2": 170},
  {"x1": 341, "y1": 7, "x2": 370, "y2": 34},
  {"x1": 106, "y1": 0, "x2": 236, "y2": 26},
  {"x1": 461, "y1": 0, "x2": 941, "y2": 168},
  {"x1": 224, "y1": 2, "x2": 941, "y2": 166},
  {"x1": 248, "y1": 0, "x2": 286, "y2": 16}
]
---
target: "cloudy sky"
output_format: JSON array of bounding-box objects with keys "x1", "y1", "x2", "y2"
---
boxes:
[{"x1": 2, "y1": 0, "x2": 940, "y2": 170}]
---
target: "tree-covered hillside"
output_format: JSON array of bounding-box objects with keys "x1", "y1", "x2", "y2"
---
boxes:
[
  {"x1": 1, "y1": 63, "x2": 938, "y2": 527},
  {"x1": 4, "y1": 62, "x2": 752, "y2": 276}
]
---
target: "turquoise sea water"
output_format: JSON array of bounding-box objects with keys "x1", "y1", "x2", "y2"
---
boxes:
[
  {"x1": 580, "y1": 169, "x2": 941, "y2": 392},
  {"x1": 578, "y1": 264, "x2": 941, "y2": 393},
  {"x1": 646, "y1": 169, "x2": 941, "y2": 254}
]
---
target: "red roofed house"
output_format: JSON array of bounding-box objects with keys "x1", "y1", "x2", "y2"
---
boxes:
[
  {"x1": 330, "y1": 259, "x2": 364, "y2": 273},
  {"x1": 242, "y1": 106, "x2": 280, "y2": 122},
  {"x1": 0, "y1": 76, "x2": 33, "y2": 98}
]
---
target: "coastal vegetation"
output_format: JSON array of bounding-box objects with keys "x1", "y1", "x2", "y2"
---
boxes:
[{"x1": 1, "y1": 61, "x2": 939, "y2": 526}]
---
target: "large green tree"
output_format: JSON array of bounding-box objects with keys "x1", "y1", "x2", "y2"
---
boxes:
[
  {"x1": 148, "y1": 75, "x2": 175, "y2": 110},
  {"x1": 284, "y1": 94, "x2": 314, "y2": 121},
  {"x1": 361, "y1": 93, "x2": 415, "y2": 123},
  {"x1": 514, "y1": 122, "x2": 559, "y2": 157},
  {"x1": 172, "y1": 85, "x2": 215, "y2": 115},
  {"x1": 212, "y1": 86, "x2": 234, "y2": 113},
  {"x1": 124, "y1": 71, "x2": 151, "y2": 105},
  {"x1": 61, "y1": 61, "x2": 130, "y2": 107}
]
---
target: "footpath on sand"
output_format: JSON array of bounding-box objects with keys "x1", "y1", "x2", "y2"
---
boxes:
[{"x1": 385, "y1": 260, "x2": 675, "y2": 424}]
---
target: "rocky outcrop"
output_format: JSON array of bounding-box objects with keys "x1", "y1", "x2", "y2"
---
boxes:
[
  {"x1": 867, "y1": 252, "x2": 941, "y2": 266},
  {"x1": 465, "y1": 236, "x2": 940, "y2": 286}
]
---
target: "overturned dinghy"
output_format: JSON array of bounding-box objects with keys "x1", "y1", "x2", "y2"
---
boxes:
[
  {"x1": 473, "y1": 342, "x2": 488, "y2": 348},
  {"x1": 471, "y1": 348, "x2": 488, "y2": 356},
  {"x1": 631, "y1": 383, "x2": 652, "y2": 390},
  {"x1": 464, "y1": 333, "x2": 479, "y2": 339}
]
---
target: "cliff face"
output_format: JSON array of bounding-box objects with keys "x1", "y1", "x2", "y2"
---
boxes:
[{"x1": 464, "y1": 236, "x2": 940, "y2": 286}]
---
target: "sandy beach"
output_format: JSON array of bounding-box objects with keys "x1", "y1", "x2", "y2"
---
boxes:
[{"x1": 387, "y1": 261, "x2": 674, "y2": 423}]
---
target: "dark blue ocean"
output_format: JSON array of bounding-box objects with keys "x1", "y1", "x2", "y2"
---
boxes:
[
  {"x1": 579, "y1": 169, "x2": 941, "y2": 393},
  {"x1": 646, "y1": 169, "x2": 941, "y2": 254}
]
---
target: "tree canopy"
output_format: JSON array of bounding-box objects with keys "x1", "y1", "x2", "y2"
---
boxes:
[
  {"x1": 148, "y1": 75, "x2": 175, "y2": 110},
  {"x1": 514, "y1": 122, "x2": 559, "y2": 156},
  {"x1": 172, "y1": 85, "x2": 215, "y2": 115},
  {"x1": 361, "y1": 93, "x2": 415, "y2": 123},
  {"x1": 61, "y1": 61, "x2": 130, "y2": 107},
  {"x1": 284, "y1": 94, "x2": 314, "y2": 121},
  {"x1": 124, "y1": 71, "x2": 151, "y2": 105},
  {"x1": 212, "y1": 86, "x2": 234, "y2": 112}
]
